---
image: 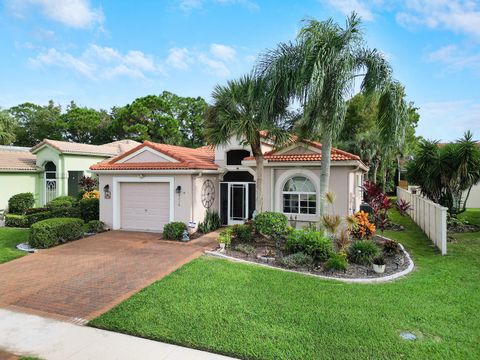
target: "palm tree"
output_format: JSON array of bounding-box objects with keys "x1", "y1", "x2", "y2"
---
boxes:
[
  {"x1": 257, "y1": 13, "x2": 404, "y2": 214},
  {"x1": 0, "y1": 110, "x2": 17, "y2": 145},
  {"x1": 205, "y1": 74, "x2": 289, "y2": 212}
]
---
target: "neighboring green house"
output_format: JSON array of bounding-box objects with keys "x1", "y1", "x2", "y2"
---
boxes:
[{"x1": 0, "y1": 139, "x2": 139, "y2": 211}]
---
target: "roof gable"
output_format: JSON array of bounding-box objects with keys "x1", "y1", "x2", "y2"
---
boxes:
[
  {"x1": 244, "y1": 139, "x2": 362, "y2": 163},
  {"x1": 117, "y1": 147, "x2": 179, "y2": 164},
  {"x1": 90, "y1": 142, "x2": 217, "y2": 171},
  {"x1": 30, "y1": 139, "x2": 140, "y2": 157}
]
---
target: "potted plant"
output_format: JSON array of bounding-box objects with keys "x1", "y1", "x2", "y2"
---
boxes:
[
  {"x1": 218, "y1": 228, "x2": 232, "y2": 252},
  {"x1": 372, "y1": 256, "x2": 386, "y2": 274}
]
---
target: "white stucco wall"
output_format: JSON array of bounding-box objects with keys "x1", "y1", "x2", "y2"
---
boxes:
[
  {"x1": 464, "y1": 183, "x2": 480, "y2": 208},
  {"x1": 262, "y1": 165, "x2": 364, "y2": 227}
]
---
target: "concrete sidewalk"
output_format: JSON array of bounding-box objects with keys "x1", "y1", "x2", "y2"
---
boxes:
[{"x1": 0, "y1": 309, "x2": 235, "y2": 360}]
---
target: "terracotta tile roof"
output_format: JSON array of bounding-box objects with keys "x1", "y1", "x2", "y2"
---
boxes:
[
  {"x1": 244, "y1": 139, "x2": 361, "y2": 162},
  {"x1": 0, "y1": 150, "x2": 37, "y2": 171},
  {"x1": 90, "y1": 141, "x2": 218, "y2": 171},
  {"x1": 31, "y1": 139, "x2": 140, "y2": 156}
]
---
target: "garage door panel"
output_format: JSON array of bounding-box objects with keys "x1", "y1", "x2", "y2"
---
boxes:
[{"x1": 120, "y1": 182, "x2": 170, "y2": 231}]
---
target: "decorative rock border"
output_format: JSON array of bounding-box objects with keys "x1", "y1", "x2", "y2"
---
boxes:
[{"x1": 205, "y1": 241, "x2": 415, "y2": 284}]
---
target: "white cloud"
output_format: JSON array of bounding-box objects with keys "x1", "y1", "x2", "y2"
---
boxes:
[
  {"x1": 164, "y1": 43, "x2": 236, "y2": 77},
  {"x1": 29, "y1": 48, "x2": 95, "y2": 78},
  {"x1": 177, "y1": 0, "x2": 259, "y2": 12},
  {"x1": 325, "y1": 0, "x2": 374, "y2": 21},
  {"x1": 417, "y1": 99, "x2": 480, "y2": 141},
  {"x1": 197, "y1": 53, "x2": 231, "y2": 77},
  {"x1": 427, "y1": 44, "x2": 480, "y2": 74},
  {"x1": 396, "y1": 0, "x2": 480, "y2": 38},
  {"x1": 29, "y1": 44, "x2": 163, "y2": 80},
  {"x1": 178, "y1": 0, "x2": 203, "y2": 11},
  {"x1": 10, "y1": 0, "x2": 104, "y2": 29},
  {"x1": 210, "y1": 43, "x2": 236, "y2": 61},
  {"x1": 165, "y1": 47, "x2": 193, "y2": 70},
  {"x1": 215, "y1": 0, "x2": 259, "y2": 12}
]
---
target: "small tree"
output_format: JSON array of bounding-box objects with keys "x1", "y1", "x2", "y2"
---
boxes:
[{"x1": 406, "y1": 131, "x2": 480, "y2": 215}]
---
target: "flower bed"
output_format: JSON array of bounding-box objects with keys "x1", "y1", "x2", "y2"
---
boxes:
[{"x1": 210, "y1": 234, "x2": 411, "y2": 281}]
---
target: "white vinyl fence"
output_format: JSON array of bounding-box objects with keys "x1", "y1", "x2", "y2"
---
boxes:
[{"x1": 397, "y1": 187, "x2": 448, "y2": 255}]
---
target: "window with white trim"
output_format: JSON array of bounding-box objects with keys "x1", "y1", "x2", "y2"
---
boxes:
[{"x1": 282, "y1": 176, "x2": 317, "y2": 214}]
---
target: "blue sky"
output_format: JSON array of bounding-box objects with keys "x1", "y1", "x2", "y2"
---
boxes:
[{"x1": 0, "y1": 0, "x2": 479, "y2": 141}]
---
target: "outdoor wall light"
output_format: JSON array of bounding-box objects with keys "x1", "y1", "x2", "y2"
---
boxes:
[
  {"x1": 103, "y1": 184, "x2": 111, "y2": 199},
  {"x1": 176, "y1": 185, "x2": 182, "y2": 194}
]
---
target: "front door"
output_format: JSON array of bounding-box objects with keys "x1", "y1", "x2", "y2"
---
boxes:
[
  {"x1": 229, "y1": 183, "x2": 247, "y2": 224},
  {"x1": 221, "y1": 182, "x2": 255, "y2": 225}
]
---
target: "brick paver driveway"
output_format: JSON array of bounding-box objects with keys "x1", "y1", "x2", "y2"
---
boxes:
[{"x1": 0, "y1": 231, "x2": 218, "y2": 322}]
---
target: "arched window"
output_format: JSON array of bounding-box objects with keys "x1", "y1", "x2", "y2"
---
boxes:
[
  {"x1": 44, "y1": 161, "x2": 57, "y2": 204},
  {"x1": 282, "y1": 176, "x2": 316, "y2": 214}
]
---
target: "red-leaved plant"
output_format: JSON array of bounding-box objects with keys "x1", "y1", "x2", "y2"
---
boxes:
[
  {"x1": 79, "y1": 176, "x2": 98, "y2": 192},
  {"x1": 396, "y1": 199, "x2": 412, "y2": 216},
  {"x1": 361, "y1": 181, "x2": 392, "y2": 232}
]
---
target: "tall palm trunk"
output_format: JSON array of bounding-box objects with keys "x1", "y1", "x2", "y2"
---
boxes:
[
  {"x1": 251, "y1": 138, "x2": 264, "y2": 213},
  {"x1": 319, "y1": 134, "x2": 332, "y2": 215},
  {"x1": 373, "y1": 160, "x2": 379, "y2": 184},
  {"x1": 254, "y1": 154, "x2": 264, "y2": 213}
]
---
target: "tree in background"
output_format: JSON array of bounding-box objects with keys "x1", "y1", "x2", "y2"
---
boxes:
[
  {"x1": 6, "y1": 91, "x2": 208, "y2": 147},
  {"x1": 9, "y1": 101, "x2": 63, "y2": 146},
  {"x1": 258, "y1": 13, "x2": 405, "y2": 213},
  {"x1": 337, "y1": 89, "x2": 420, "y2": 191},
  {"x1": 406, "y1": 131, "x2": 480, "y2": 215},
  {"x1": 63, "y1": 101, "x2": 104, "y2": 144},
  {"x1": 160, "y1": 91, "x2": 208, "y2": 148},
  {"x1": 110, "y1": 92, "x2": 207, "y2": 146},
  {"x1": 0, "y1": 109, "x2": 17, "y2": 145}
]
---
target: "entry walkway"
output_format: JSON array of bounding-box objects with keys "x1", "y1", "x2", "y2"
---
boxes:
[{"x1": 0, "y1": 309, "x2": 235, "y2": 360}]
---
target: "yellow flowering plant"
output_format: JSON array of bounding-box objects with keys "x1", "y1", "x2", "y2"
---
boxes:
[{"x1": 351, "y1": 211, "x2": 376, "y2": 240}]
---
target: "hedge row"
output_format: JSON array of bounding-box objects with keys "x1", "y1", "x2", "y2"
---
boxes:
[
  {"x1": 29, "y1": 218, "x2": 85, "y2": 249},
  {"x1": 5, "y1": 207, "x2": 81, "y2": 228},
  {"x1": 5, "y1": 198, "x2": 98, "y2": 228}
]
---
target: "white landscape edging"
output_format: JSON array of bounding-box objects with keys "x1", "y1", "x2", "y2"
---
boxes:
[{"x1": 205, "y1": 242, "x2": 414, "y2": 284}]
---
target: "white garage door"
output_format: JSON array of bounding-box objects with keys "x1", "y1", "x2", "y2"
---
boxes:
[{"x1": 120, "y1": 182, "x2": 170, "y2": 232}]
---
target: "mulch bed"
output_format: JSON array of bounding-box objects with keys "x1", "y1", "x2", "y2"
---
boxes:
[{"x1": 219, "y1": 235, "x2": 410, "y2": 279}]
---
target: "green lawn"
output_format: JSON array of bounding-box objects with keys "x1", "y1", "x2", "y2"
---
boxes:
[
  {"x1": 0, "y1": 227, "x2": 30, "y2": 264},
  {"x1": 458, "y1": 208, "x2": 480, "y2": 226},
  {"x1": 90, "y1": 210, "x2": 480, "y2": 360}
]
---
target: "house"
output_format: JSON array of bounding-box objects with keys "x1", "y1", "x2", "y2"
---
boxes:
[
  {"x1": 0, "y1": 139, "x2": 139, "y2": 211},
  {"x1": 91, "y1": 137, "x2": 367, "y2": 232}
]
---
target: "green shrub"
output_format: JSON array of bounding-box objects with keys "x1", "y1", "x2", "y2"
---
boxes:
[
  {"x1": 324, "y1": 253, "x2": 348, "y2": 271},
  {"x1": 163, "y1": 221, "x2": 187, "y2": 240},
  {"x1": 79, "y1": 198, "x2": 99, "y2": 222},
  {"x1": 5, "y1": 214, "x2": 28, "y2": 228},
  {"x1": 47, "y1": 196, "x2": 77, "y2": 209},
  {"x1": 198, "y1": 210, "x2": 221, "y2": 233},
  {"x1": 254, "y1": 212, "x2": 289, "y2": 238},
  {"x1": 29, "y1": 218, "x2": 84, "y2": 249},
  {"x1": 232, "y1": 224, "x2": 253, "y2": 242},
  {"x1": 26, "y1": 211, "x2": 52, "y2": 226},
  {"x1": 347, "y1": 240, "x2": 380, "y2": 265},
  {"x1": 50, "y1": 206, "x2": 81, "y2": 218},
  {"x1": 234, "y1": 243, "x2": 256, "y2": 256},
  {"x1": 219, "y1": 227, "x2": 233, "y2": 246},
  {"x1": 278, "y1": 252, "x2": 313, "y2": 269},
  {"x1": 8, "y1": 193, "x2": 35, "y2": 214},
  {"x1": 25, "y1": 207, "x2": 49, "y2": 215},
  {"x1": 285, "y1": 229, "x2": 333, "y2": 262},
  {"x1": 86, "y1": 220, "x2": 105, "y2": 233},
  {"x1": 24, "y1": 207, "x2": 81, "y2": 226}
]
